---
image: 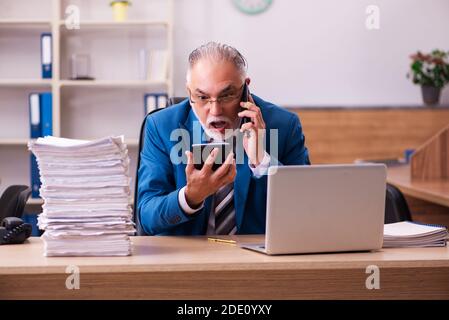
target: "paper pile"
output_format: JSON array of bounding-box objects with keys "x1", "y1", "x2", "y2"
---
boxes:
[
  {"x1": 383, "y1": 221, "x2": 448, "y2": 248},
  {"x1": 28, "y1": 136, "x2": 135, "y2": 256}
]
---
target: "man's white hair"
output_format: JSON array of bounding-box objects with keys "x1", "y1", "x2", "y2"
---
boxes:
[{"x1": 186, "y1": 42, "x2": 248, "y2": 83}]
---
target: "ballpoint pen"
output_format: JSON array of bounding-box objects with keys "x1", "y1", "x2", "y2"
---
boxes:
[{"x1": 207, "y1": 237, "x2": 237, "y2": 244}]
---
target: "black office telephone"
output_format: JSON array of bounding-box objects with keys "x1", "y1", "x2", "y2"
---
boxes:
[
  {"x1": 0, "y1": 217, "x2": 32, "y2": 245},
  {"x1": 0, "y1": 185, "x2": 33, "y2": 245}
]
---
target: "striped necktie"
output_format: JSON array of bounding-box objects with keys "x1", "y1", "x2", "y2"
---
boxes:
[
  {"x1": 213, "y1": 182, "x2": 237, "y2": 235},
  {"x1": 205, "y1": 135, "x2": 237, "y2": 235}
]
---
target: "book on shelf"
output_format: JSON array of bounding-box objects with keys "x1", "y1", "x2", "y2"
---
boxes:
[
  {"x1": 28, "y1": 92, "x2": 52, "y2": 198},
  {"x1": 28, "y1": 92, "x2": 53, "y2": 137},
  {"x1": 144, "y1": 93, "x2": 168, "y2": 115},
  {"x1": 29, "y1": 93, "x2": 41, "y2": 198},
  {"x1": 29, "y1": 93, "x2": 41, "y2": 139},
  {"x1": 40, "y1": 33, "x2": 52, "y2": 79},
  {"x1": 40, "y1": 92, "x2": 52, "y2": 136},
  {"x1": 30, "y1": 153, "x2": 40, "y2": 198}
]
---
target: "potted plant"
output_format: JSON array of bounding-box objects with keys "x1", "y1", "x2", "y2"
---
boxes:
[
  {"x1": 110, "y1": 1, "x2": 131, "y2": 22},
  {"x1": 408, "y1": 49, "x2": 449, "y2": 106}
]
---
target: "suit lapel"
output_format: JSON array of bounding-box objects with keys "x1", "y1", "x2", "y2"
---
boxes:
[
  {"x1": 179, "y1": 107, "x2": 208, "y2": 146},
  {"x1": 177, "y1": 107, "x2": 203, "y2": 175}
]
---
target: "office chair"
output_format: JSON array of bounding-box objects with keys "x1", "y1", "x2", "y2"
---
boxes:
[
  {"x1": 0, "y1": 185, "x2": 32, "y2": 221},
  {"x1": 384, "y1": 183, "x2": 412, "y2": 223},
  {"x1": 133, "y1": 97, "x2": 187, "y2": 235}
]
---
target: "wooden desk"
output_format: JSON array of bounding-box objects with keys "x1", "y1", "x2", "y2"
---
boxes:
[
  {"x1": 1, "y1": 236, "x2": 449, "y2": 300},
  {"x1": 387, "y1": 165, "x2": 449, "y2": 208}
]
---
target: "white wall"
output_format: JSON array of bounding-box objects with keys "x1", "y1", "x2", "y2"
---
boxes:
[{"x1": 173, "y1": 0, "x2": 449, "y2": 106}]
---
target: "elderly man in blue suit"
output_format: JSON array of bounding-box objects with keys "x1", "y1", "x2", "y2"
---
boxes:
[{"x1": 137, "y1": 42, "x2": 310, "y2": 235}]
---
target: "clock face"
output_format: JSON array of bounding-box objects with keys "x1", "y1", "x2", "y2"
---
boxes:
[{"x1": 233, "y1": 0, "x2": 273, "y2": 15}]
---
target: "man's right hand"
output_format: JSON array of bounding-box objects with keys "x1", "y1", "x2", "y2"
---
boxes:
[{"x1": 184, "y1": 148, "x2": 236, "y2": 210}]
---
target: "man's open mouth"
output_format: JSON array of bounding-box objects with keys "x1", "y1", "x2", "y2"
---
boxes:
[{"x1": 209, "y1": 121, "x2": 228, "y2": 130}]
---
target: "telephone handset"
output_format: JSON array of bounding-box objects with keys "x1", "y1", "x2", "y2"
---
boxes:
[
  {"x1": 0, "y1": 217, "x2": 32, "y2": 245},
  {"x1": 0, "y1": 185, "x2": 32, "y2": 245}
]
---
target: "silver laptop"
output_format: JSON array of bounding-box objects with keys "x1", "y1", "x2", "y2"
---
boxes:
[{"x1": 240, "y1": 164, "x2": 386, "y2": 255}]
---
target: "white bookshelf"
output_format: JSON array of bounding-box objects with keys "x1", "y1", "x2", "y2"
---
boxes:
[
  {"x1": 0, "y1": 138, "x2": 30, "y2": 146},
  {"x1": 0, "y1": 79, "x2": 52, "y2": 87},
  {"x1": 58, "y1": 20, "x2": 169, "y2": 27},
  {"x1": 59, "y1": 79, "x2": 169, "y2": 88},
  {"x1": 0, "y1": 0, "x2": 174, "y2": 206},
  {"x1": 0, "y1": 20, "x2": 52, "y2": 27}
]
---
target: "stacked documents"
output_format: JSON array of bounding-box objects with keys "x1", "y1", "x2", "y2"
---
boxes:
[
  {"x1": 28, "y1": 136, "x2": 135, "y2": 256},
  {"x1": 383, "y1": 221, "x2": 448, "y2": 248}
]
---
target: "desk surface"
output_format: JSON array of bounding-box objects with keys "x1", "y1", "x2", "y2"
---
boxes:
[
  {"x1": 387, "y1": 165, "x2": 449, "y2": 207},
  {"x1": 1, "y1": 236, "x2": 449, "y2": 299}
]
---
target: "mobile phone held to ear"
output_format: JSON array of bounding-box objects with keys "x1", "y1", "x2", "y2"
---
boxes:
[
  {"x1": 240, "y1": 82, "x2": 251, "y2": 131},
  {"x1": 192, "y1": 142, "x2": 232, "y2": 171}
]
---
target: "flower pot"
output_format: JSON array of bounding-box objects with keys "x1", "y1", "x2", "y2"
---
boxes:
[
  {"x1": 111, "y1": 1, "x2": 130, "y2": 22},
  {"x1": 421, "y1": 85, "x2": 441, "y2": 106}
]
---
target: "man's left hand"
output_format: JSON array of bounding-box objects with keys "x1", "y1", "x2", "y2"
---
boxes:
[{"x1": 238, "y1": 95, "x2": 266, "y2": 167}]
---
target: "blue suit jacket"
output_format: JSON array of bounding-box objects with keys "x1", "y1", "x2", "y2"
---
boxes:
[{"x1": 137, "y1": 95, "x2": 310, "y2": 235}]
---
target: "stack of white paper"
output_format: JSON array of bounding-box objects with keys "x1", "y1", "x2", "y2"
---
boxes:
[
  {"x1": 383, "y1": 221, "x2": 448, "y2": 248},
  {"x1": 28, "y1": 136, "x2": 135, "y2": 256}
]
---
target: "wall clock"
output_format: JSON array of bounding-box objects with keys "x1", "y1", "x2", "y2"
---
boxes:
[{"x1": 233, "y1": 0, "x2": 273, "y2": 15}]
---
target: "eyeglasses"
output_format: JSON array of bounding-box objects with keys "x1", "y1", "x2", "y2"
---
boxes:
[{"x1": 188, "y1": 84, "x2": 245, "y2": 107}]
